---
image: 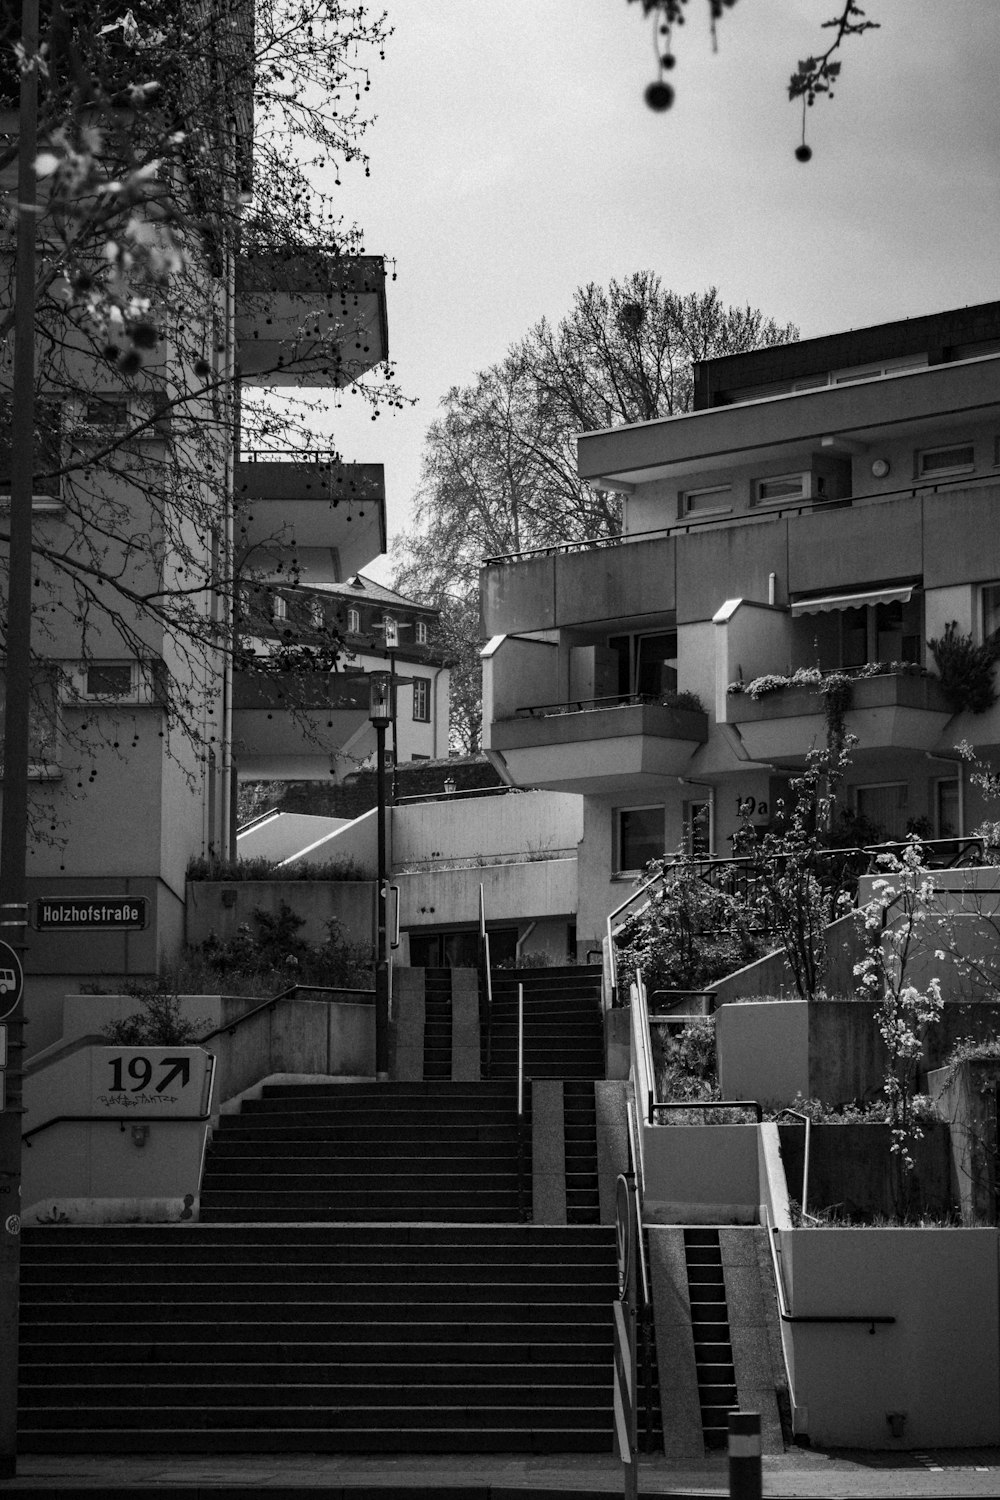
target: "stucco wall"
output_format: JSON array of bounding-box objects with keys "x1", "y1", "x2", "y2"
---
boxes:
[
  {"x1": 185, "y1": 879, "x2": 375, "y2": 948},
  {"x1": 641, "y1": 1122, "x2": 760, "y2": 1224},
  {"x1": 782, "y1": 1228, "x2": 1000, "y2": 1448}
]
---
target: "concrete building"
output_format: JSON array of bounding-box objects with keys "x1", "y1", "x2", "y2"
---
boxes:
[
  {"x1": 481, "y1": 299, "x2": 1000, "y2": 954},
  {"x1": 1, "y1": 81, "x2": 395, "y2": 1051}
]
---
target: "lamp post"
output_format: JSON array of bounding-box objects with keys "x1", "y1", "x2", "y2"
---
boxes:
[{"x1": 368, "y1": 670, "x2": 392, "y2": 1081}]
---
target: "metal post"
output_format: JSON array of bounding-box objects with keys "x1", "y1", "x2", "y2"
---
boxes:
[
  {"x1": 0, "y1": 0, "x2": 38, "y2": 1474},
  {"x1": 728, "y1": 1411, "x2": 762, "y2": 1500},
  {"x1": 374, "y1": 721, "x2": 389, "y2": 1081}
]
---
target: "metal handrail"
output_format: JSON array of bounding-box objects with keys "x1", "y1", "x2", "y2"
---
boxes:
[
  {"x1": 198, "y1": 983, "x2": 375, "y2": 1045},
  {"x1": 516, "y1": 981, "x2": 530, "y2": 1223},
  {"x1": 24, "y1": 1053, "x2": 217, "y2": 1144},
  {"x1": 624, "y1": 1095, "x2": 659, "y2": 1452},
  {"x1": 775, "y1": 1108, "x2": 817, "y2": 1224},
  {"x1": 764, "y1": 1208, "x2": 894, "y2": 1328},
  {"x1": 628, "y1": 974, "x2": 656, "y2": 1157},
  {"x1": 478, "y1": 884, "x2": 493, "y2": 1075},
  {"x1": 512, "y1": 692, "x2": 703, "y2": 720}
]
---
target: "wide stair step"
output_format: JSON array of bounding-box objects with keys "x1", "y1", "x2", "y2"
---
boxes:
[{"x1": 18, "y1": 1224, "x2": 617, "y2": 1455}]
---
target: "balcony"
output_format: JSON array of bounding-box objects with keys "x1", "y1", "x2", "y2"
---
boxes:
[
  {"x1": 490, "y1": 695, "x2": 709, "y2": 795},
  {"x1": 232, "y1": 670, "x2": 371, "y2": 779},
  {"x1": 236, "y1": 457, "x2": 385, "y2": 580},
  {"x1": 235, "y1": 252, "x2": 388, "y2": 388},
  {"x1": 725, "y1": 671, "x2": 954, "y2": 763}
]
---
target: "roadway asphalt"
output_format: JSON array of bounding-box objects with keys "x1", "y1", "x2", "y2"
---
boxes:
[{"x1": 3, "y1": 1448, "x2": 1000, "y2": 1500}]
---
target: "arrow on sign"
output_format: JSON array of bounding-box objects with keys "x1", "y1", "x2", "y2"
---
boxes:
[{"x1": 156, "y1": 1058, "x2": 191, "y2": 1093}]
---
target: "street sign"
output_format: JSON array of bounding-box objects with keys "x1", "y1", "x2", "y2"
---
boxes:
[
  {"x1": 33, "y1": 896, "x2": 149, "y2": 931},
  {"x1": 0, "y1": 942, "x2": 23, "y2": 1021}
]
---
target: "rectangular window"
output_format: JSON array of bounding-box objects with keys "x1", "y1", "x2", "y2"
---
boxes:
[
  {"x1": 855, "y1": 782, "x2": 909, "y2": 842},
  {"x1": 682, "y1": 485, "x2": 731, "y2": 516},
  {"x1": 617, "y1": 806, "x2": 665, "y2": 873},
  {"x1": 85, "y1": 664, "x2": 133, "y2": 699},
  {"x1": 0, "y1": 670, "x2": 59, "y2": 774},
  {"x1": 608, "y1": 631, "x2": 678, "y2": 700},
  {"x1": 271, "y1": 595, "x2": 287, "y2": 623},
  {"x1": 0, "y1": 398, "x2": 62, "y2": 498},
  {"x1": 982, "y1": 583, "x2": 1000, "y2": 642},
  {"x1": 412, "y1": 678, "x2": 430, "y2": 722},
  {"x1": 935, "y1": 779, "x2": 960, "y2": 840},
  {"x1": 84, "y1": 394, "x2": 131, "y2": 428},
  {"x1": 917, "y1": 443, "x2": 974, "y2": 479},
  {"x1": 309, "y1": 599, "x2": 325, "y2": 629},
  {"x1": 415, "y1": 619, "x2": 429, "y2": 645},
  {"x1": 753, "y1": 473, "x2": 810, "y2": 506},
  {"x1": 839, "y1": 596, "x2": 922, "y2": 669},
  {"x1": 346, "y1": 607, "x2": 360, "y2": 634},
  {"x1": 683, "y1": 800, "x2": 711, "y2": 856}
]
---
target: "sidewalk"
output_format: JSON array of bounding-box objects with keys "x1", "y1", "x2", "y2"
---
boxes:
[{"x1": 3, "y1": 1448, "x2": 1000, "y2": 1500}]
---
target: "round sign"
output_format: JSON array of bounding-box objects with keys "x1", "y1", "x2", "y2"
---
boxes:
[
  {"x1": 615, "y1": 1174, "x2": 631, "y2": 1301},
  {"x1": 0, "y1": 940, "x2": 23, "y2": 1021}
]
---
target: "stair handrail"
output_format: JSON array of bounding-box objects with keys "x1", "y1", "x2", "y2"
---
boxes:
[
  {"x1": 774, "y1": 1108, "x2": 820, "y2": 1225},
  {"x1": 23, "y1": 1052, "x2": 216, "y2": 1145},
  {"x1": 198, "y1": 982, "x2": 374, "y2": 1046},
  {"x1": 628, "y1": 971, "x2": 655, "y2": 1178},
  {"x1": 625, "y1": 1083, "x2": 659, "y2": 1451},
  {"x1": 516, "y1": 980, "x2": 530, "y2": 1222},
  {"x1": 478, "y1": 883, "x2": 493, "y2": 1074}
]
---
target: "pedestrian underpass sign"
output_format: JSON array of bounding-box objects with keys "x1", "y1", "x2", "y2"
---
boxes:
[{"x1": 0, "y1": 942, "x2": 24, "y2": 1022}]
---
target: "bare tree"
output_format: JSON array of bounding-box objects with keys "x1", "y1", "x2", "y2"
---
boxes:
[{"x1": 394, "y1": 277, "x2": 797, "y2": 743}]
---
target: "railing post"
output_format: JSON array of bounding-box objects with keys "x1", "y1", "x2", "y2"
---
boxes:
[{"x1": 728, "y1": 1411, "x2": 762, "y2": 1500}]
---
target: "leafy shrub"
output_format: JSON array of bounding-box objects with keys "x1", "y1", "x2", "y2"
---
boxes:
[
  {"x1": 194, "y1": 901, "x2": 371, "y2": 992},
  {"x1": 186, "y1": 855, "x2": 363, "y2": 882},
  {"x1": 928, "y1": 621, "x2": 1000, "y2": 714},
  {"x1": 100, "y1": 992, "x2": 207, "y2": 1046},
  {"x1": 615, "y1": 866, "x2": 767, "y2": 995}
]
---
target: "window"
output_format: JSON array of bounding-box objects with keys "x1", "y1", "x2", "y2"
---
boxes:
[
  {"x1": 855, "y1": 783, "x2": 909, "y2": 841},
  {"x1": 309, "y1": 599, "x2": 325, "y2": 629},
  {"x1": 682, "y1": 485, "x2": 731, "y2": 516},
  {"x1": 83, "y1": 394, "x2": 131, "y2": 428},
  {"x1": 683, "y1": 800, "x2": 711, "y2": 856},
  {"x1": 0, "y1": 398, "x2": 61, "y2": 499},
  {"x1": 981, "y1": 583, "x2": 1000, "y2": 642},
  {"x1": 917, "y1": 443, "x2": 974, "y2": 479},
  {"x1": 381, "y1": 615, "x2": 399, "y2": 649},
  {"x1": 415, "y1": 619, "x2": 429, "y2": 645},
  {"x1": 935, "y1": 779, "x2": 960, "y2": 839},
  {"x1": 617, "y1": 806, "x2": 664, "y2": 873},
  {"x1": 85, "y1": 664, "x2": 133, "y2": 699},
  {"x1": 608, "y1": 631, "x2": 678, "y2": 700},
  {"x1": 271, "y1": 595, "x2": 287, "y2": 623},
  {"x1": 0, "y1": 671, "x2": 58, "y2": 775},
  {"x1": 753, "y1": 473, "x2": 810, "y2": 506},
  {"x1": 838, "y1": 595, "x2": 922, "y2": 669},
  {"x1": 412, "y1": 678, "x2": 430, "y2": 722},
  {"x1": 346, "y1": 607, "x2": 360, "y2": 634}
]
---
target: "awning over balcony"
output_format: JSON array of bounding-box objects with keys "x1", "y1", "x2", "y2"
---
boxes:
[{"x1": 790, "y1": 584, "x2": 914, "y2": 616}]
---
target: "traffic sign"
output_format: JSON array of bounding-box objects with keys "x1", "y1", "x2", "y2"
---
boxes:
[{"x1": 0, "y1": 942, "x2": 23, "y2": 1021}]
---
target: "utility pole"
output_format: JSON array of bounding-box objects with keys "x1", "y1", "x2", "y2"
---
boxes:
[{"x1": 0, "y1": 0, "x2": 39, "y2": 1475}]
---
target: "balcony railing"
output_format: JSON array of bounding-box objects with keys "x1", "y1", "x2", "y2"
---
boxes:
[
  {"x1": 481, "y1": 472, "x2": 1000, "y2": 568},
  {"x1": 511, "y1": 692, "x2": 694, "y2": 719}
]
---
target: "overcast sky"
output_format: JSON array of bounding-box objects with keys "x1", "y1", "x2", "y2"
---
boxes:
[{"x1": 319, "y1": 0, "x2": 1000, "y2": 585}]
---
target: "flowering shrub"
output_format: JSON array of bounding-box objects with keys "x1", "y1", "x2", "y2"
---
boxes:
[
  {"x1": 727, "y1": 660, "x2": 925, "y2": 699},
  {"x1": 854, "y1": 839, "x2": 944, "y2": 1180}
]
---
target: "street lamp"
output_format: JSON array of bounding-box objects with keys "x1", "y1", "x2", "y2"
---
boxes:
[{"x1": 368, "y1": 670, "x2": 393, "y2": 1081}]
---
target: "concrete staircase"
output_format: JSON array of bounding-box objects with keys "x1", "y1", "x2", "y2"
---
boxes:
[
  {"x1": 488, "y1": 965, "x2": 604, "y2": 1083},
  {"x1": 199, "y1": 1081, "x2": 524, "y2": 1223},
  {"x1": 17, "y1": 1223, "x2": 616, "y2": 1454}
]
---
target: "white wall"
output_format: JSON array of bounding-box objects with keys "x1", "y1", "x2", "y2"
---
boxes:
[
  {"x1": 392, "y1": 790, "x2": 582, "y2": 865},
  {"x1": 782, "y1": 1227, "x2": 1000, "y2": 1448}
]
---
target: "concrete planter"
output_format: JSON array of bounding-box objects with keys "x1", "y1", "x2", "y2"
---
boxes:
[{"x1": 777, "y1": 1120, "x2": 952, "y2": 1222}]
